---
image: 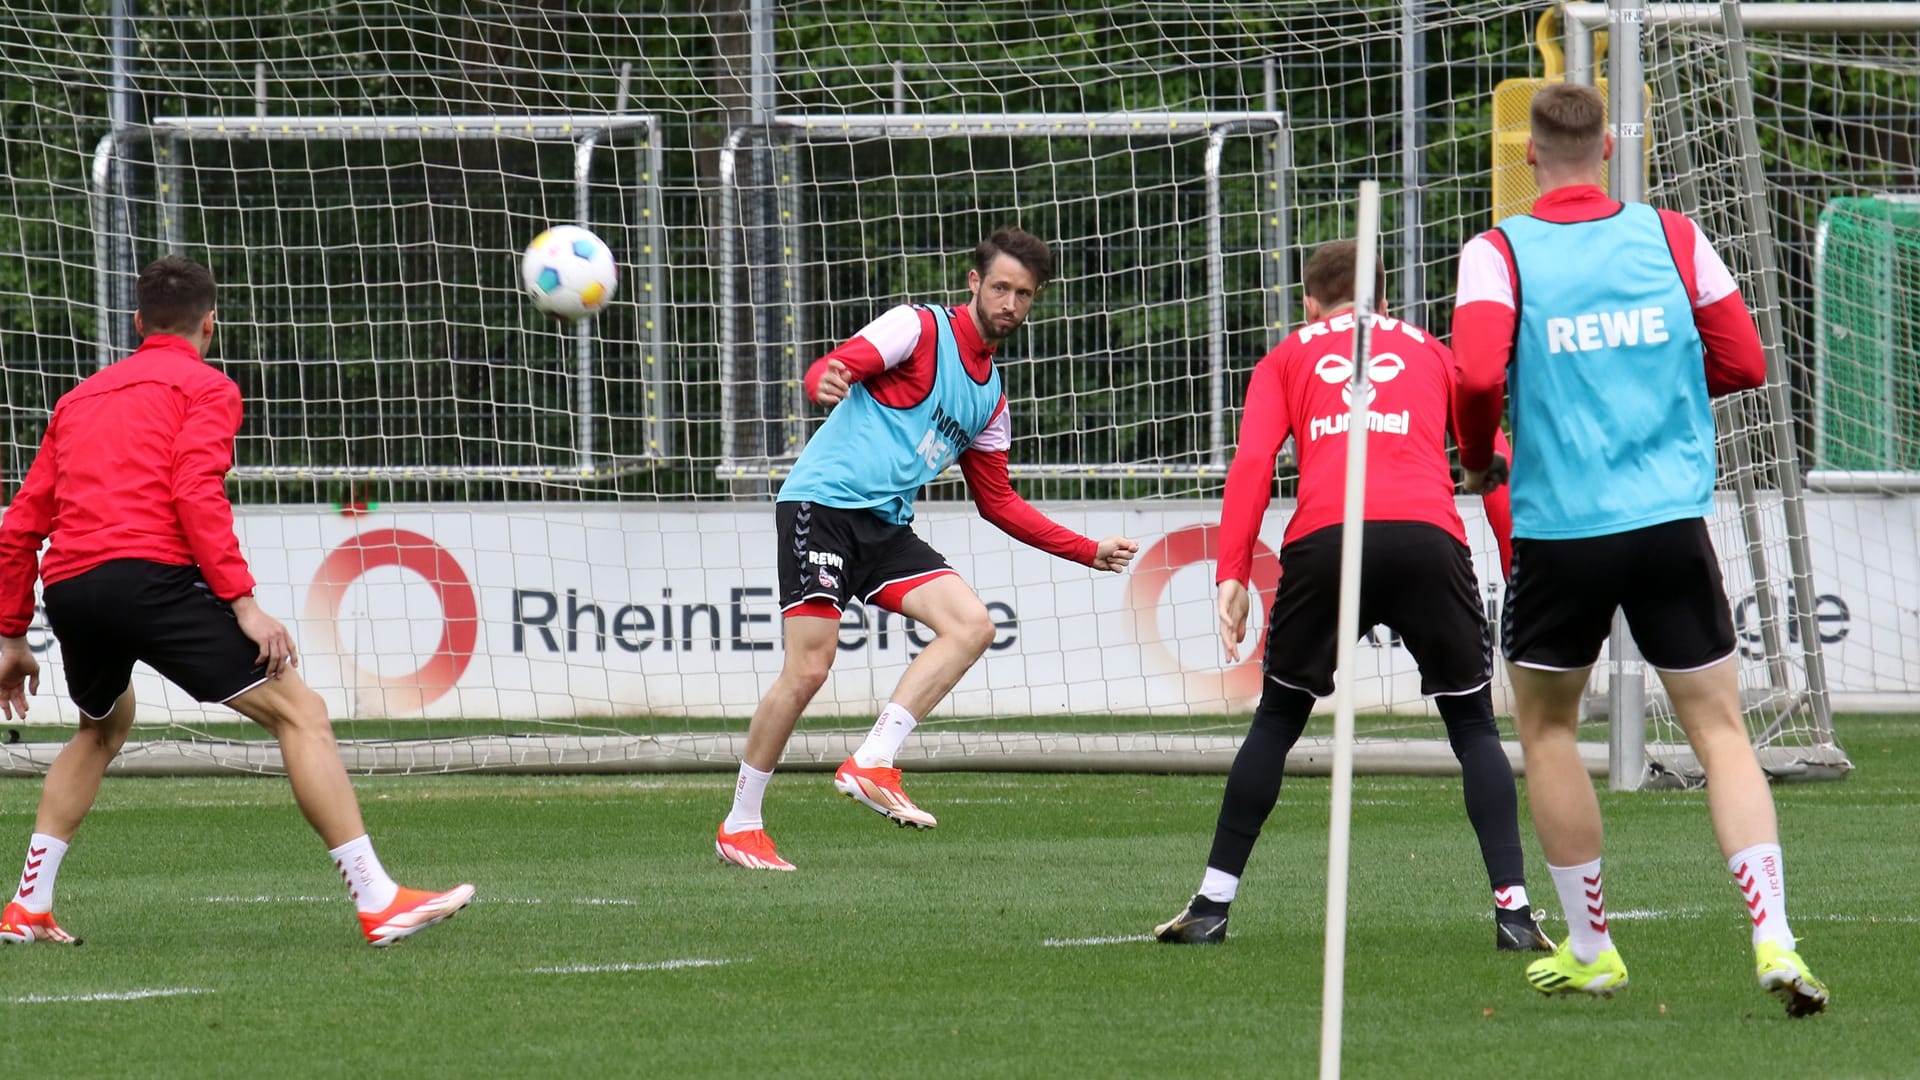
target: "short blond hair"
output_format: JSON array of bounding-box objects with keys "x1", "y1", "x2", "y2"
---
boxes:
[{"x1": 1530, "y1": 83, "x2": 1607, "y2": 168}]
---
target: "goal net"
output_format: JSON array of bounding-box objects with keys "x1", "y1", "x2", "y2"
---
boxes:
[{"x1": 0, "y1": 1, "x2": 1891, "y2": 780}]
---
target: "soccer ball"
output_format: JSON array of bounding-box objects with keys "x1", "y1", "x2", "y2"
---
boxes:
[{"x1": 521, "y1": 225, "x2": 618, "y2": 320}]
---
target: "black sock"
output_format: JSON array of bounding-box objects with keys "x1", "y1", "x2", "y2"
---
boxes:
[
  {"x1": 1437, "y1": 687, "x2": 1527, "y2": 894},
  {"x1": 1204, "y1": 682, "x2": 1315, "y2": 879}
]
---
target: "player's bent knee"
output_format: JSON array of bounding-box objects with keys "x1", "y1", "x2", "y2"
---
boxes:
[
  {"x1": 781, "y1": 647, "x2": 836, "y2": 694},
  {"x1": 949, "y1": 606, "x2": 996, "y2": 658},
  {"x1": 77, "y1": 693, "x2": 135, "y2": 756},
  {"x1": 788, "y1": 662, "x2": 832, "y2": 696},
  {"x1": 74, "y1": 723, "x2": 130, "y2": 759},
  {"x1": 226, "y1": 673, "x2": 330, "y2": 736}
]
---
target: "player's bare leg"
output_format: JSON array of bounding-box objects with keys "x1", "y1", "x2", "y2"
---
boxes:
[
  {"x1": 1508, "y1": 665, "x2": 1600, "y2": 865},
  {"x1": 33, "y1": 685, "x2": 134, "y2": 841},
  {"x1": 718, "y1": 614, "x2": 838, "y2": 870},
  {"x1": 1658, "y1": 659, "x2": 1776, "y2": 855},
  {"x1": 226, "y1": 672, "x2": 473, "y2": 946},
  {"x1": 740, "y1": 615, "x2": 839, "y2": 773},
  {"x1": 1510, "y1": 663, "x2": 1628, "y2": 997},
  {"x1": 835, "y1": 575, "x2": 996, "y2": 829},
  {"x1": 1, "y1": 685, "x2": 133, "y2": 945},
  {"x1": 883, "y1": 574, "x2": 996, "y2": 719},
  {"x1": 227, "y1": 674, "x2": 365, "y2": 846},
  {"x1": 1659, "y1": 657, "x2": 1826, "y2": 1016}
]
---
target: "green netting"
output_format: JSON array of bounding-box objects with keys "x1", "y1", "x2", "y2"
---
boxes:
[{"x1": 1816, "y1": 195, "x2": 1920, "y2": 471}]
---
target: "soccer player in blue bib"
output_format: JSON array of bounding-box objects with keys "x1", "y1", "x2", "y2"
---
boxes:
[
  {"x1": 716, "y1": 228, "x2": 1138, "y2": 871},
  {"x1": 1453, "y1": 83, "x2": 1828, "y2": 1015}
]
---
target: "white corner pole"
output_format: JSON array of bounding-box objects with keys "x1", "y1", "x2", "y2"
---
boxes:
[{"x1": 1320, "y1": 179, "x2": 1381, "y2": 1080}]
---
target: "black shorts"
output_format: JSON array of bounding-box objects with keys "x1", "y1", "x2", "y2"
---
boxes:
[
  {"x1": 1503, "y1": 517, "x2": 1737, "y2": 672},
  {"x1": 775, "y1": 501, "x2": 954, "y2": 615},
  {"x1": 1262, "y1": 521, "x2": 1492, "y2": 698},
  {"x1": 40, "y1": 560, "x2": 268, "y2": 718}
]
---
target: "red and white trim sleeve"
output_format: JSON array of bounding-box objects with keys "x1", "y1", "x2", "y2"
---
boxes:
[
  {"x1": 1452, "y1": 213, "x2": 1765, "y2": 471},
  {"x1": 802, "y1": 304, "x2": 924, "y2": 401}
]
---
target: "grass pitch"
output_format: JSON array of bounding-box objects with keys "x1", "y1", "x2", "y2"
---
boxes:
[{"x1": 2, "y1": 717, "x2": 1915, "y2": 1079}]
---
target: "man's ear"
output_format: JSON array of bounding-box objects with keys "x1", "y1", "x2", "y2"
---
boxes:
[
  {"x1": 133, "y1": 311, "x2": 147, "y2": 336},
  {"x1": 1525, "y1": 136, "x2": 1537, "y2": 168},
  {"x1": 1303, "y1": 295, "x2": 1324, "y2": 323}
]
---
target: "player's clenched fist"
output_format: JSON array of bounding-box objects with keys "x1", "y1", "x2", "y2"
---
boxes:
[
  {"x1": 1092, "y1": 536, "x2": 1139, "y2": 573},
  {"x1": 813, "y1": 359, "x2": 851, "y2": 406}
]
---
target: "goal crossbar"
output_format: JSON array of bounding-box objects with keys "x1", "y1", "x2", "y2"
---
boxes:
[{"x1": 713, "y1": 110, "x2": 1289, "y2": 479}]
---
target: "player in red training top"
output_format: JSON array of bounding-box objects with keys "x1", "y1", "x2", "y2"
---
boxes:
[
  {"x1": 0, "y1": 256, "x2": 471, "y2": 947},
  {"x1": 1153, "y1": 240, "x2": 1549, "y2": 951}
]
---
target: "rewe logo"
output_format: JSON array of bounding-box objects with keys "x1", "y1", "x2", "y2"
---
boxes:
[{"x1": 1545, "y1": 306, "x2": 1671, "y2": 354}]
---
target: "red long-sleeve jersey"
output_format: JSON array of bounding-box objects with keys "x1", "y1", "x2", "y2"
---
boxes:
[
  {"x1": 1451, "y1": 185, "x2": 1767, "y2": 472},
  {"x1": 0, "y1": 334, "x2": 256, "y2": 637},
  {"x1": 1218, "y1": 311, "x2": 1468, "y2": 586},
  {"x1": 803, "y1": 303, "x2": 1097, "y2": 565}
]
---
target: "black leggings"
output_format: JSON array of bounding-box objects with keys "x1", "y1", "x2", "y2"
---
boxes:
[{"x1": 1204, "y1": 679, "x2": 1525, "y2": 892}]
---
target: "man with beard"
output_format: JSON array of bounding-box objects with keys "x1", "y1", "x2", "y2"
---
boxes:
[{"x1": 715, "y1": 227, "x2": 1138, "y2": 870}]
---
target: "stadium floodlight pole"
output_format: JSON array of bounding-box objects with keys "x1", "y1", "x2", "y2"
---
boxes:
[{"x1": 1320, "y1": 179, "x2": 1381, "y2": 1080}]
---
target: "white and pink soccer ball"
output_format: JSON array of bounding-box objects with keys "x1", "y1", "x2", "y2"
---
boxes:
[{"x1": 521, "y1": 225, "x2": 618, "y2": 320}]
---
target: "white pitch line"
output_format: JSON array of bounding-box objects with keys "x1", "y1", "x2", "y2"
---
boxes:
[
  {"x1": 13, "y1": 988, "x2": 213, "y2": 1004},
  {"x1": 1042, "y1": 934, "x2": 1154, "y2": 947},
  {"x1": 529, "y1": 958, "x2": 742, "y2": 975},
  {"x1": 1606, "y1": 908, "x2": 1707, "y2": 921},
  {"x1": 1807, "y1": 913, "x2": 1920, "y2": 924},
  {"x1": 204, "y1": 896, "x2": 335, "y2": 903}
]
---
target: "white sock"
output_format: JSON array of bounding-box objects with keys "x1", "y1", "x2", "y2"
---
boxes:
[
  {"x1": 1199, "y1": 866, "x2": 1240, "y2": 904},
  {"x1": 723, "y1": 762, "x2": 774, "y2": 833},
  {"x1": 852, "y1": 702, "x2": 918, "y2": 769},
  {"x1": 1548, "y1": 859, "x2": 1614, "y2": 964},
  {"x1": 1729, "y1": 842, "x2": 1795, "y2": 950},
  {"x1": 12, "y1": 833, "x2": 69, "y2": 914},
  {"x1": 1494, "y1": 884, "x2": 1532, "y2": 912},
  {"x1": 328, "y1": 835, "x2": 400, "y2": 915}
]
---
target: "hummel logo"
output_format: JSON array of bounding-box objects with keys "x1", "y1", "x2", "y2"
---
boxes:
[
  {"x1": 1313, "y1": 350, "x2": 1407, "y2": 407},
  {"x1": 1494, "y1": 886, "x2": 1518, "y2": 908},
  {"x1": 28, "y1": 846, "x2": 46, "y2": 858},
  {"x1": 20, "y1": 872, "x2": 36, "y2": 885}
]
